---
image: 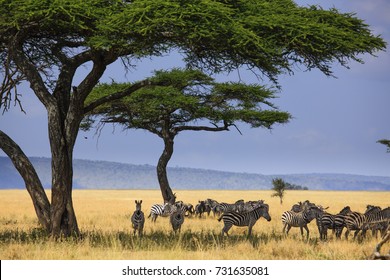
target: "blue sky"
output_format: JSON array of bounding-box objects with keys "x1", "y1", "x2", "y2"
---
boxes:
[{"x1": 0, "y1": 0, "x2": 389, "y2": 177}]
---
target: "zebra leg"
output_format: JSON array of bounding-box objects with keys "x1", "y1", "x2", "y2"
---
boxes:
[
  {"x1": 345, "y1": 229, "x2": 350, "y2": 240},
  {"x1": 303, "y1": 225, "x2": 310, "y2": 239},
  {"x1": 285, "y1": 224, "x2": 292, "y2": 235},
  {"x1": 353, "y1": 229, "x2": 360, "y2": 240},
  {"x1": 321, "y1": 225, "x2": 329, "y2": 240},
  {"x1": 222, "y1": 223, "x2": 232, "y2": 237},
  {"x1": 248, "y1": 225, "x2": 253, "y2": 237}
]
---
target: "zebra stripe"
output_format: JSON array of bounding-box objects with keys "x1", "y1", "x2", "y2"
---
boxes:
[
  {"x1": 131, "y1": 200, "x2": 145, "y2": 236},
  {"x1": 282, "y1": 207, "x2": 321, "y2": 238},
  {"x1": 218, "y1": 203, "x2": 271, "y2": 236}
]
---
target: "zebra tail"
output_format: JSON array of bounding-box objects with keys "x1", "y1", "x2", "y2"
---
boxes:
[
  {"x1": 147, "y1": 213, "x2": 151, "y2": 219},
  {"x1": 217, "y1": 215, "x2": 224, "y2": 222}
]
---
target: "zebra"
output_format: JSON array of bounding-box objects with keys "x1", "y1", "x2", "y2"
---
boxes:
[
  {"x1": 183, "y1": 203, "x2": 194, "y2": 217},
  {"x1": 131, "y1": 200, "x2": 145, "y2": 236},
  {"x1": 362, "y1": 206, "x2": 390, "y2": 238},
  {"x1": 194, "y1": 200, "x2": 206, "y2": 217},
  {"x1": 205, "y1": 198, "x2": 219, "y2": 216},
  {"x1": 216, "y1": 200, "x2": 244, "y2": 214},
  {"x1": 170, "y1": 206, "x2": 185, "y2": 233},
  {"x1": 333, "y1": 206, "x2": 352, "y2": 239},
  {"x1": 316, "y1": 211, "x2": 335, "y2": 240},
  {"x1": 237, "y1": 200, "x2": 265, "y2": 213},
  {"x1": 344, "y1": 207, "x2": 390, "y2": 240},
  {"x1": 282, "y1": 206, "x2": 322, "y2": 239},
  {"x1": 218, "y1": 202, "x2": 271, "y2": 237},
  {"x1": 291, "y1": 200, "x2": 317, "y2": 212},
  {"x1": 314, "y1": 205, "x2": 339, "y2": 240},
  {"x1": 148, "y1": 203, "x2": 169, "y2": 222},
  {"x1": 162, "y1": 202, "x2": 186, "y2": 233},
  {"x1": 364, "y1": 205, "x2": 388, "y2": 238}
]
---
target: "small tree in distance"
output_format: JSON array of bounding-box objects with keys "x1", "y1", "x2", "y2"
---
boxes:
[{"x1": 271, "y1": 178, "x2": 287, "y2": 205}]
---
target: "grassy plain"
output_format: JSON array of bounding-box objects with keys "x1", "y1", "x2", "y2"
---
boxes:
[{"x1": 0, "y1": 189, "x2": 389, "y2": 260}]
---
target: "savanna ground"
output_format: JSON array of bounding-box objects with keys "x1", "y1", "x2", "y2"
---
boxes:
[{"x1": 0, "y1": 189, "x2": 389, "y2": 260}]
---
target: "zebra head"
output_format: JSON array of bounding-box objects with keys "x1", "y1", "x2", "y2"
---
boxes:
[
  {"x1": 135, "y1": 200, "x2": 142, "y2": 213},
  {"x1": 162, "y1": 202, "x2": 174, "y2": 216},
  {"x1": 256, "y1": 203, "x2": 271, "y2": 221},
  {"x1": 305, "y1": 206, "x2": 322, "y2": 222}
]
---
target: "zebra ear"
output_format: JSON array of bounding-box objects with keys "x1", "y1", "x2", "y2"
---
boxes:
[{"x1": 140, "y1": 200, "x2": 142, "y2": 204}]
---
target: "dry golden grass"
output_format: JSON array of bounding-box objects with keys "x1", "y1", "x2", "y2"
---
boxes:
[{"x1": 0, "y1": 189, "x2": 389, "y2": 260}]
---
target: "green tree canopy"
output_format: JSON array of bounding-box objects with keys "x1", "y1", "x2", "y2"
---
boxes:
[
  {"x1": 85, "y1": 68, "x2": 291, "y2": 201},
  {"x1": 0, "y1": 0, "x2": 386, "y2": 237}
]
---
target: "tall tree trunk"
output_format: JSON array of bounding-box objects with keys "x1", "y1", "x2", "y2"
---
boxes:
[
  {"x1": 157, "y1": 132, "x2": 176, "y2": 203},
  {"x1": 0, "y1": 130, "x2": 51, "y2": 231},
  {"x1": 47, "y1": 106, "x2": 80, "y2": 237}
]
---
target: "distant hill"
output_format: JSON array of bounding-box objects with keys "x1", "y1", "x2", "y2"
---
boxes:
[{"x1": 0, "y1": 156, "x2": 389, "y2": 190}]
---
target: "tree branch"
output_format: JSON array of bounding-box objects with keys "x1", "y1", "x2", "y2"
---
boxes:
[
  {"x1": 8, "y1": 31, "x2": 55, "y2": 109},
  {"x1": 83, "y1": 79, "x2": 153, "y2": 113},
  {"x1": 174, "y1": 121, "x2": 230, "y2": 133},
  {"x1": 0, "y1": 130, "x2": 51, "y2": 231}
]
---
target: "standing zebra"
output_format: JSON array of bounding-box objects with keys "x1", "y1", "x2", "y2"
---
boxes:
[
  {"x1": 282, "y1": 206, "x2": 322, "y2": 239},
  {"x1": 362, "y1": 207, "x2": 390, "y2": 238},
  {"x1": 205, "y1": 199, "x2": 220, "y2": 216},
  {"x1": 333, "y1": 206, "x2": 352, "y2": 239},
  {"x1": 315, "y1": 206, "x2": 350, "y2": 240},
  {"x1": 169, "y1": 206, "x2": 185, "y2": 233},
  {"x1": 238, "y1": 200, "x2": 265, "y2": 213},
  {"x1": 216, "y1": 200, "x2": 244, "y2": 214},
  {"x1": 163, "y1": 202, "x2": 186, "y2": 233},
  {"x1": 316, "y1": 211, "x2": 334, "y2": 240},
  {"x1": 218, "y1": 203, "x2": 271, "y2": 237},
  {"x1": 344, "y1": 207, "x2": 390, "y2": 240},
  {"x1": 194, "y1": 201, "x2": 206, "y2": 218},
  {"x1": 131, "y1": 200, "x2": 145, "y2": 236},
  {"x1": 148, "y1": 203, "x2": 169, "y2": 222},
  {"x1": 364, "y1": 205, "x2": 388, "y2": 238}
]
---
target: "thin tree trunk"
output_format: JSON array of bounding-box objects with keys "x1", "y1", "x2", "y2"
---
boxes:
[
  {"x1": 0, "y1": 130, "x2": 51, "y2": 231},
  {"x1": 157, "y1": 131, "x2": 176, "y2": 203}
]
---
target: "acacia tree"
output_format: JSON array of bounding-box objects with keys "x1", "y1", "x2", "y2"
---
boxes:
[
  {"x1": 85, "y1": 69, "x2": 291, "y2": 202},
  {"x1": 0, "y1": 0, "x2": 386, "y2": 237},
  {"x1": 271, "y1": 178, "x2": 287, "y2": 205}
]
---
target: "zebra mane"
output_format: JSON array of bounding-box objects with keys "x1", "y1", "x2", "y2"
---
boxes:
[
  {"x1": 339, "y1": 206, "x2": 351, "y2": 215},
  {"x1": 365, "y1": 206, "x2": 382, "y2": 215}
]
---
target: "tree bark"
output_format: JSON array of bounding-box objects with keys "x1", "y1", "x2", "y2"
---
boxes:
[
  {"x1": 0, "y1": 130, "x2": 51, "y2": 231},
  {"x1": 157, "y1": 125, "x2": 176, "y2": 203},
  {"x1": 47, "y1": 104, "x2": 80, "y2": 237}
]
